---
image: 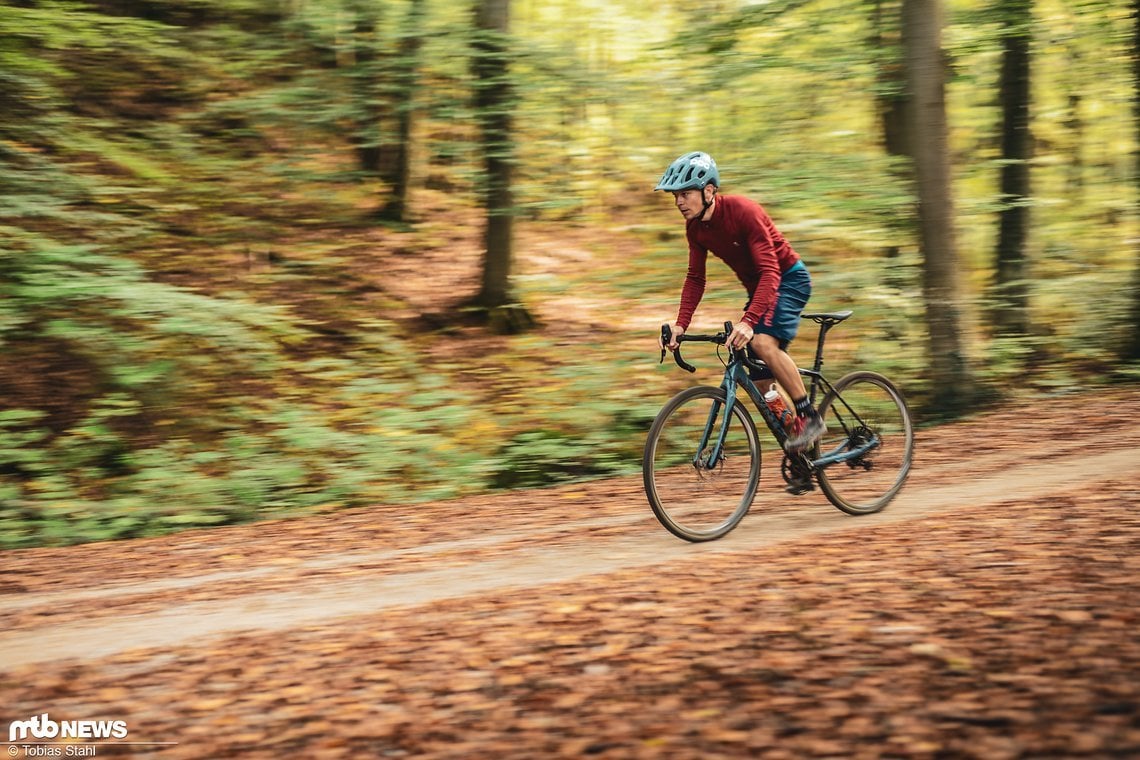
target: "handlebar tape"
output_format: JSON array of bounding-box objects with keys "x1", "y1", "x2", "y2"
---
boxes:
[{"x1": 660, "y1": 324, "x2": 697, "y2": 373}]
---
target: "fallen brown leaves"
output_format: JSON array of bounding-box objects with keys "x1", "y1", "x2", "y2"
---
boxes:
[
  {"x1": 2, "y1": 484, "x2": 1137, "y2": 758},
  {"x1": 2, "y1": 391, "x2": 1139, "y2": 758}
]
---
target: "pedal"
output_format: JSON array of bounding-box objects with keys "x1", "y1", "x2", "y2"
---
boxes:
[{"x1": 784, "y1": 478, "x2": 815, "y2": 496}]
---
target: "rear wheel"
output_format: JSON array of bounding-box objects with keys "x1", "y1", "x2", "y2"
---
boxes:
[
  {"x1": 643, "y1": 386, "x2": 761, "y2": 542},
  {"x1": 815, "y1": 371, "x2": 914, "y2": 515}
]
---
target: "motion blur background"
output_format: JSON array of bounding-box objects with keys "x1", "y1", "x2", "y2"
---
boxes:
[{"x1": 2, "y1": 0, "x2": 1137, "y2": 546}]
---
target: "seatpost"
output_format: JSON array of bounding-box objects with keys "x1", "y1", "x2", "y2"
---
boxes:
[{"x1": 812, "y1": 321, "x2": 832, "y2": 374}]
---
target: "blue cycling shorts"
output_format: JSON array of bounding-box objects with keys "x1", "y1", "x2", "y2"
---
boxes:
[
  {"x1": 749, "y1": 260, "x2": 811, "y2": 345},
  {"x1": 745, "y1": 260, "x2": 811, "y2": 380}
]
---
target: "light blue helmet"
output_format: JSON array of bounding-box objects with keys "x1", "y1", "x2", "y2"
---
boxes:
[{"x1": 654, "y1": 151, "x2": 720, "y2": 192}]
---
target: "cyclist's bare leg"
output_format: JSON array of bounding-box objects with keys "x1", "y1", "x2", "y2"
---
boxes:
[
  {"x1": 751, "y1": 332, "x2": 824, "y2": 456},
  {"x1": 749, "y1": 333, "x2": 807, "y2": 400}
]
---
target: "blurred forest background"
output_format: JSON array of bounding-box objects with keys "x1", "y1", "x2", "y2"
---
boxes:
[{"x1": 2, "y1": 0, "x2": 1138, "y2": 547}]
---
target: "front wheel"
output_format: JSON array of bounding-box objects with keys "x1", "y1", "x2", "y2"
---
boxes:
[
  {"x1": 643, "y1": 386, "x2": 761, "y2": 542},
  {"x1": 815, "y1": 371, "x2": 914, "y2": 515}
]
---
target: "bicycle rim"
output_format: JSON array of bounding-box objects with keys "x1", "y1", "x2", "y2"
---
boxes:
[
  {"x1": 643, "y1": 386, "x2": 760, "y2": 542},
  {"x1": 816, "y1": 371, "x2": 914, "y2": 515}
]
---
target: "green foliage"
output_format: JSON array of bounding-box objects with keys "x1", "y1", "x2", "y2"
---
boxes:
[
  {"x1": 488, "y1": 429, "x2": 636, "y2": 489},
  {"x1": 0, "y1": 0, "x2": 1136, "y2": 547},
  {"x1": 486, "y1": 373, "x2": 657, "y2": 489}
]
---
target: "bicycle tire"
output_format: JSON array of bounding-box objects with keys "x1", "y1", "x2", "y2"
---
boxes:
[
  {"x1": 815, "y1": 371, "x2": 914, "y2": 515},
  {"x1": 643, "y1": 386, "x2": 761, "y2": 542}
]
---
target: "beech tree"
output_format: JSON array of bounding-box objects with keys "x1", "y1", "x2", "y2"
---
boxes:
[
  {"x1": 380, "y1": 0, "x2": 425, "y2": 222},
  {"x1": 468, "y1": 0, "x2": 534, "y2": 333},
  {"x1": 902, "y1": 0, "x2": 974, "y2": 412},
  {"x1": 993, "y1": 0, "x2": 1034, "y2": 337}
]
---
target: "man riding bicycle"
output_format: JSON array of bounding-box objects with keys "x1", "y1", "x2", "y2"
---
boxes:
[{"x1": 656, "y1": 151, "x2": 825, "y2": 455}]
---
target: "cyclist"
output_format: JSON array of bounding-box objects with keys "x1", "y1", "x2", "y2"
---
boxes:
[{"x1": 656, "y1": 151, "x2": 825, "y2": 458}]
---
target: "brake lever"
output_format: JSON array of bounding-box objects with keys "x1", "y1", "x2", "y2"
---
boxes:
[
  {"x1": 723, "y1": 321, "x2": 735, "y2": 348},
  {"x1": 660, "y1": 324, "x2": 696, "y2": 373}
]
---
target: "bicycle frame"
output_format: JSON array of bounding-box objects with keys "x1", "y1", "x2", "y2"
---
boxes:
[
  {"x1": 677, "y1": 321, "x2": 882, "y2": 475},
  {"x1": 648, "y1": 313, "x2": 913, "y2": 539}
]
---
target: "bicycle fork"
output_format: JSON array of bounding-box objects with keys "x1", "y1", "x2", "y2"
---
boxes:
[
  {"x1": 694, "y1": 365, "x2": 749, "y2": 471},
  {"x1": 695, "y1": 396, "x2": 731, "y2": 471}
]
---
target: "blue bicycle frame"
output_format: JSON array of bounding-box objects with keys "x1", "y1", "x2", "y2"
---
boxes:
[{"x1": 669, "y1": 322, "x2": 881, "y2": 474}]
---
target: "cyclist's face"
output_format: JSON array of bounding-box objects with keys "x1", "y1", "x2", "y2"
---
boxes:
[{"x1": 671, "y1": 188, "x2": 705, "y2": 221}]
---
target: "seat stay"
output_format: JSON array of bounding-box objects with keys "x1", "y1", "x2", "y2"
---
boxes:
[
  {"x1": 797, "y1": 368, "x2": 829, "y2": 407},
  {"x1": 803, "y1": 380, "x2": 880, "y2": 470}
]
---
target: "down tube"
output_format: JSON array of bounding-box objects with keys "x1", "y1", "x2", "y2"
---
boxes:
[{"x1": 737, "y1": 368, "x2": 784, "y2": 444}]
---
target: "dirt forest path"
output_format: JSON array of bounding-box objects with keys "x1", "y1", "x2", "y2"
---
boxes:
[{"x1": 2, "y1": 389, "x2": 1139, "y2": 758}]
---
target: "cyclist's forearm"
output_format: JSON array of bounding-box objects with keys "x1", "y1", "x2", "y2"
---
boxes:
[{"x1": 677, "y1": 279, "x2": 704, "y2": 330}]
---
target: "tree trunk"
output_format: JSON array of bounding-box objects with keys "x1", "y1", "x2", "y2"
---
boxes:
[
  {"x1": 349, "y1": 2, "x2": 384, "y2": 176},
  {"x1": 870, "y1": 0, "x2": 910, "y2": 159},
  {"x1": 469, "y1": 0, "x2": 534, "y2": 333},
  {"x1": 902, "y1": 0, "x2": 974, "y2": 414},
  {"x1": 1127, "y1": 0, "x2": 1140, "y2": 361},
  {"x1": 868, "y1": 0, "x2": 912, "y2": 288},
  {"x1": 379, "y1": 0, "x2": 424, "y2": 222},
  {"x1": 1065, "y1": 93, "x2": 1084, "y2": 195},
  {"x1": 992, "y1": 0, "x2": 1033, "y2": 337}
]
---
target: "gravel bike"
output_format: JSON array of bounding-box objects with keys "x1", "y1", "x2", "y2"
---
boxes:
[{"x1": 643, "y1": 311, "x2": 914, "y2": 542}]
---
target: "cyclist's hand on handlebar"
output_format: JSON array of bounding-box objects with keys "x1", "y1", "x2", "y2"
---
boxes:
[
  {"x1": 728, "y1": 321, "x2": 754, "y2": 350},
  {"x1": 661, "y1": 323, "x2": 685, "y2": 351}
]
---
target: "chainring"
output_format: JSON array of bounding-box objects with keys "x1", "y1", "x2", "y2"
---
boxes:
[{"x1": 780, "y1": 452, "x2": 813, "y2": 485}]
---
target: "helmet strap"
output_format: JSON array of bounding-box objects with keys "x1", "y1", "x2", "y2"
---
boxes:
[{"x1": 700, "y1": 186, "x2": 716, "y2": 221}]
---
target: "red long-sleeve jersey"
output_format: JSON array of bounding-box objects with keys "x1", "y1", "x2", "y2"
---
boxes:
[{"x1": 676, "y1": 194, "x2": 801, "y2": 330}]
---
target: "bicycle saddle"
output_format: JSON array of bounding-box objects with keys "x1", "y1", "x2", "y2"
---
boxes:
[{"x1": 801, "y1": 310, "x2": 853, "y2": 326}]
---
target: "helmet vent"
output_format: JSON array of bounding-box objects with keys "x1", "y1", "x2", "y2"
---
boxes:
[{"x1": 654, "y1": 151, "x2": 719, "y2": 192}]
